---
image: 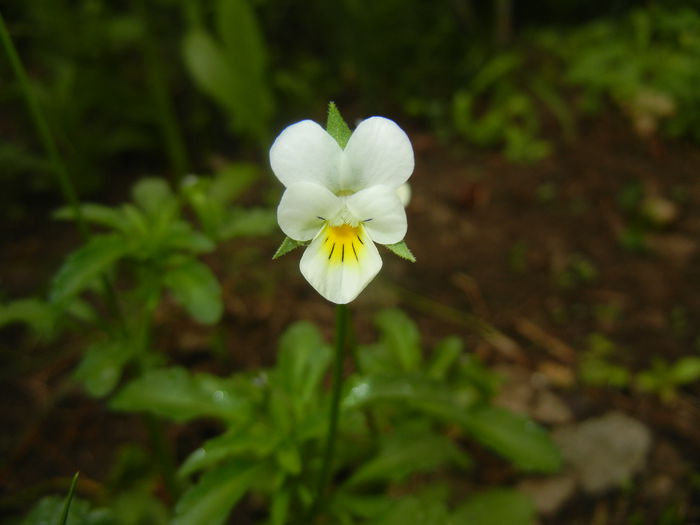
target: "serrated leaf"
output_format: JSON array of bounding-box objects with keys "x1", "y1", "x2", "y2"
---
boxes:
[
  {"x1": 73, "y1": 338, "x2": 136, "y2": 398},
  {"x1": 111, "y1": 367, "x2": 251, "y2": 423},
  {"x1": 327, "y1": 101, "x2": 352, "y2": 148},
  {"x1": 383, "y1": 240, "x2": 416, "y2": 262},
  {"x1": 273, "y1": 236, "x2": 307, "y2": 259},
  {"x1": 50, "y1": 235, "x2": 131, "y2": 305},
  {"x1": 164, "y1": 258, "x2": 223, "y2": 324},
  {"x1": 173, "y1": 462, "x2": 264, "y2": 525},
  {"x1": 453, "y1": 489, "x2": 535, "y2": 525}
]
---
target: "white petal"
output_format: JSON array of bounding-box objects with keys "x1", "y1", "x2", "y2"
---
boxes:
[
  {"x1": 396, "y1": 183, "x2": 412, "y2": 207},
  {"x1": 269, "y1": 120, "x2": 343, "y2": 191},
  {"x1": 300, "y1": 224, "x2": 382, "y2": 304},
  {"x1": 277, "y1": 182, "x2": 344, "y2": 241},
  {"x1": 341, "y1": 117, "x2": 414, "y2": 191},
  {"x1": 346, "y1": 185, "x2": 407, "y2": 245}
]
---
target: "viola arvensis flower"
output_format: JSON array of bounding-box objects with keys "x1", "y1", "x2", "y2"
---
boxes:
[{"x1": 270, "y1": 114, "x2": 414, "y2": 304}]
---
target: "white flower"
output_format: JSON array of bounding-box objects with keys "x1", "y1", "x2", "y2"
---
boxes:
[{"x1": 270, "y1": 116, "x2": 414, "y2": 304}]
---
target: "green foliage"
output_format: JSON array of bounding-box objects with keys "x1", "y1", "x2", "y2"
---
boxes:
[
  {"x1": 172, "y1": 462, "x2": 266, "y2": 525},
  {"x1": 453, "y1": 489, "x2": 536, "y2": 525},
  {"x1": 547, "y1": 6, "x2": 700, "y2": 142},
  {"x1": 107, "y1": 311, "x2": 555, "y2": 524},
  {"x1": 273, "y1": 237, "x2": 308, "y2": 259},
  {"x1": 450, "y1": 51, "x2": 563, "y2": 163},
  {"x1": 326, "y1": 102, "x2": 352, "y2": 148},
  {"x1": 8, "y1": 171, "x2": 273, "y2": 398},
  {"x1": 580, "y1": 333, "x2": 700, "y2": 401},
  {"x1": 383, "y1": 240, "x2": 416, "y2": 262},
  {"x1": 182, "y1": 0, "x2": 273, "y2": 145}
]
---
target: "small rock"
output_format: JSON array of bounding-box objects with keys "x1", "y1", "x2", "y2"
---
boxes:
[
  {"x1": 518, "y1": 474, "x2": 577, "y2": 516},
  {"x1": 531, "y1": 390, "x2": 573, "y2": 424},
  {"x1": 553, "y1": 411, "x2": 652, "y2": 494}
]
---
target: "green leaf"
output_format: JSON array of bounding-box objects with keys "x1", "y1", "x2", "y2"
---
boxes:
[
  {"x1": 669, "y1": 356, "x2": 700, "y2": 384},
  {"x1": 217, "y1": 0, "x2": 272, "y2": 141},
  {"x1": 0, "y1": 298, "x2": 55, "y2": 338},
  {"x1": 173, "y1": 462, "x2": 264, "y2": 525},
  {"x1": 182, "y1": 0, "x2": 272, "y2": 143},
  {"x1": 59, "y1": 473, "x2": 80, "y2": 525},
  {"x1": 54, "y1": 203, "x2": 126, "y2": 231},
  {"x1": 132, "y1": 178, "x2": 176, "y2": 216},
  {"x1": 273, "y1": 237, "x2": 307, "y2": 259},
  {"x1": 327, "y1": 102, "x2": 352, "y2": 148},
  {"x1": 427, "y1": 336, "x2": 463, "y2": 380},
  {"x1": 218, "y1": 207, "x2": 276, "y2": 239},
  {"x1": 163, "y1": 222, "x2": 216, "y2": 254},
  {"x1": 164, "y1": 259, "x2": 223, "y2": 324},
  {"x1": 73, "y1": 338, "x2": 135, "y2": 398},
  {"x1": 178, "y1": 427, "x2": 277, "y2": 479},
  {"x1": 208, "y1": 164, "x2": 259, "y2": 204},
  {"x1": 276, "y1": 321, "x2": 332, "y2": 411},
  {"x1": 111, "y1": 367, "x2": 251, "y2": 423},
  {"x1": 342, "y1": 374, "x2": 469, "y2": 411},
  {"x1": 270, "y1": 488, "x2": 291, "y2": 525},
  {"x1": 452, "y1": 489, "x2": 535, "y2": 525},
  {"x1": 345, "y1": 428, "x2": 470, "y2": 487},
  {"x1": 374, "y1": 309, "x2": 422, "y2": 372},
  {"x1": 383, "y1": 240, "x2": 416, "y2": 262},
  {"x1": 182, "y1": 29, "x2": 239, "y2": 119},
  {"x1": 455, "y1": 406, "x2": 561, "y2": 473},
  {"x1": 21, "y1": 495, "x2": 112, "y2": 525},
  {"x1": 50, "y1": 235, "x2": 131, "y2": 305},
  {"x1": 373, "y1": 486, "x2": 452, "y2": 525}
]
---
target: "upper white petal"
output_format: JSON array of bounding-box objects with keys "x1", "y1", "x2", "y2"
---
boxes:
[
  {"x1": 342, "y1": 117, "x2": 414, "y2": 191},
  {"x1": 277, "y1": 182, "x2": 344, "y2": 241},
  {"x1": 269, "y1": 120, "x2": 343, "y2": 191},
  {"x1": 300, "y1": 226, "x2": 382, "y2": 304},
  {"x1": 346, "y1": 185, "x2": 407, "y2": 245}
]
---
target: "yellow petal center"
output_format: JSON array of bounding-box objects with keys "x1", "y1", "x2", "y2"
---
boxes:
[{"x1": 322, "y1": 223, "x2": 365, "y2": 265}]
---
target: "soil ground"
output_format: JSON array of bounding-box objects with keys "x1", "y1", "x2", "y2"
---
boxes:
[{"x1": 2, "y1": 114, "x2": 700, "y2": 523}]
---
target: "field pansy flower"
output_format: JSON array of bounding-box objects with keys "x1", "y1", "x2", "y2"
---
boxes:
[{"x1": 270, "y1": 116, "x2": 414, "y2": 304}]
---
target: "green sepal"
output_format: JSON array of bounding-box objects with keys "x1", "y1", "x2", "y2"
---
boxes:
[
  {"x1": 272, "y1": 237, "x2": 308, "y2": 259},
  {"x1": 326, "y1": 101, "x2": 352, "y2": 148},
  {"x1": 383, "y1": 240, "x2": 416, "y2": 262}
]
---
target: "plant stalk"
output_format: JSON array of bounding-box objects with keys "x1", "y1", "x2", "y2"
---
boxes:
[
  {"x1": 0, "y1": 12, "x2": 127, "y2": 326},
  {"x1": 0, "y1": 12, "x2": 89, "y2": 239},
  {"x1": 310, "y1": 303, "x2": 348, "y2": 520}
]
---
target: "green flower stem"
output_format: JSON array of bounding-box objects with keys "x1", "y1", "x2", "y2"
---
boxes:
[
  {"x1": 0, "y1": 12, "x2": 89, "y2": 239},
  {"x1": 310, "y1": 303, "x2": 349, "y2": 520},
  {"x1": 0, "y1": 13, "x2": 126, "y2": 326},
  {"x1": 135, "y1": 0, "x2": 188, "y2": 183}
]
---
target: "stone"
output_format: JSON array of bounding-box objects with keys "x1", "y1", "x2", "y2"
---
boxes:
[{"x1": 553, "y1": 411, "x2": 652, "y2": 494}]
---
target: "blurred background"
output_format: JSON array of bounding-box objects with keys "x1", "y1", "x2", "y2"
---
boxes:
[{"x1": 3, "y1": 0, "x2": 700, "y2": 523}]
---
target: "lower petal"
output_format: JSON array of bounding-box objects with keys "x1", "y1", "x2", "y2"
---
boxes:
[{"x1": 300, "y1": 224, "x2": 382, "y2": 304}]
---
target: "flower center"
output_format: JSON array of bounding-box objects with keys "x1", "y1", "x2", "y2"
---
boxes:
[{"x1": 322, "y1": 223, "x2": 365, "y2": 265}]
